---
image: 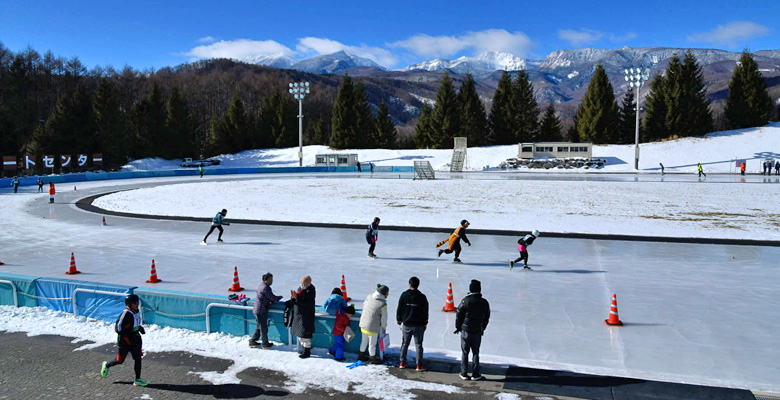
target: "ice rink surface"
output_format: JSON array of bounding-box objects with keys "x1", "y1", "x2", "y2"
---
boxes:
[{"x1": 2, "y1": 173, "x2": 779, "y2": 393}]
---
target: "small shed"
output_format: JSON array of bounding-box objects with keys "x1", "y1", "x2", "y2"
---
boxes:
[
  {"x1": 519, "y1": 142, "x2": 592, "y2": 159},
  {"x1": 315, "y1": 154, "x2": 359, "y2": 167}
]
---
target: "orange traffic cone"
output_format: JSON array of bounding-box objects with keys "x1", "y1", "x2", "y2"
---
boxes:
[
  {"x1": 65, "y1": 252, "x2": 81, "y2": 275},
  {"x1": 228, "y1": 266, "x2": 244, "y2": 292},
  {"x1": 340, "y1": 275, "x2": 352, "y2": 302},
  {"x1": 146, "y1": 259, "x2": 162, "y2": 283},
  {"x1": 102, "y1": 216, "x2": 106, "y2": 226},
  {"x1": 605, "y1": 294, "x2": 623, "y2": 326},
  {"x1": 442, "y1": 282, "x2": 456, "y2": 312}
]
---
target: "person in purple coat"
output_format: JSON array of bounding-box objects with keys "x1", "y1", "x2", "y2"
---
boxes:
[{"x1": 249, "y1": 272, "x2": 283, "y2": 348}]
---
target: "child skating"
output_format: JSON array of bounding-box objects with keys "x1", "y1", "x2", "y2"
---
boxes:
[
  {"x1": 436, "y1": 220, "x2": 471, "y2": 263},
  {"x1": 366, "y1": 217, "x2": 380, "y2": 258},
  {"x1": 510, "y1": 230, "x2": 539, "y2": 271}
]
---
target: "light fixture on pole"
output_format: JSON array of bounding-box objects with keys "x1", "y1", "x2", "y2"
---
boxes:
[
  {"x1": 288, "y1": 81, "x2": 310, "y2": 167},
  {"x1": 624, "y1": 68, "x2": 650, "y2": 171}
]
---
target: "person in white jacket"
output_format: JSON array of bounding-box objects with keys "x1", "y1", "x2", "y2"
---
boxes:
[{"x1": 358, "y1": 284, "x2": 389, "y2": 364}]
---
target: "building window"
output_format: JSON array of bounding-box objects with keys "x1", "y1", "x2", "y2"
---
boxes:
[
  {"x1": 522, "y1": 146, "x2": 533, "y2": 152},
  {"x1": 338, "y1": 156, "x2": 348, "y2": 164},
  {"x1": 557, "y1": 147, "x2": 569, "y2": 152},
  {"x1": 316, "y1": 156, "x2": 325, "y2": 164},
  {"x1": 536, "y1": 146, "x2": 553, "y2": 152},
  {"x1": 571, "y1": 146, "x2": 588, "y2": 152}
]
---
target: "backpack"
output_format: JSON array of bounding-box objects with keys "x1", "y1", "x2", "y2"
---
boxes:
[{"x1": 283, "y1": 299, "x2": 295, "y2": 327}]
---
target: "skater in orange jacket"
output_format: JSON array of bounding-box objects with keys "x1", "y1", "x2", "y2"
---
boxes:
[{"x1": 436, "y1": 220, "x2": 471, "y2": 263}]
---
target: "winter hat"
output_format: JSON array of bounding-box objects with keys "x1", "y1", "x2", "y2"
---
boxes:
[
  {"x1": 469, "y1": 279, "x2": 481, "y2": 293},
  {"x1": 376, "y1": 284, "x2": 389, "y2": 297},
  {"x1": 345, "y1": 305, "x2": 356, "y2": 315},
  {"x1": 331, "y1": 287, "x2": 343, "y2": 296}
]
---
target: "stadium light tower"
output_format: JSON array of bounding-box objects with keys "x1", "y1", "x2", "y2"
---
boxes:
[
  {"x1": 288, "y1": 81, "x2": 310, "y2": 167},
  {"x1": 624, "y1": 68, "x2": 649, "y2": 171}
]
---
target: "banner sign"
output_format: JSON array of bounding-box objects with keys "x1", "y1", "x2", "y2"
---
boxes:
[
  {"x1": 60, "y1": 155, "x2": 71, "y2": 167},
  {"x1": 2, "y1": 156, "x2": 16, "y2": 171},
  {"x1": 77, "y1": 154, "x2": 88, "y2": 167},
  {"x1": 24, "y1": 155, "x2": 36, "y2": 169},
  {"x1": 43, "y1": 155, "x2": 55, "y2": 168},
  {"x1": 93, "y1": 153, "x2": 103, "y2": 166}
]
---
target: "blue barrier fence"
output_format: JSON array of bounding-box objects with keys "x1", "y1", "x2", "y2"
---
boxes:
[
  {"x1": 0, "y1": 272, "x2": 365, "y2": 353},
  {"x1": 0, "y1": 165, "x2": 415, "y2": 188}
]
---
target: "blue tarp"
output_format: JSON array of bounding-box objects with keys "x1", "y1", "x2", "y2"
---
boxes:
[
  {"x1": 0, "y1": 272, "x2": 38, "y2": 307},
  {"x1": 35, "y1": 278, "x2": 134, "y2": 321}
]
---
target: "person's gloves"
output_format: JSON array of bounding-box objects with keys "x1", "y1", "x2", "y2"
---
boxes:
[
  {"x1": 139, "y1": 326, "x2": 145, "y2": 335},
  {"x1": 397, "y1": 321, "x2": 402, "y2": 325},
  {"x1": 453, "y1": 329, "x2": 460, "y2": 334}
]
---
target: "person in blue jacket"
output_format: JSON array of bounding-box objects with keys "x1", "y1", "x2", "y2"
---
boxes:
[
  {"x1": 202, "y1": 209, "x2": 230, "y2": 244},
  {"x1": 324, "y1": 288, "x2": 349, "y2": 315}
]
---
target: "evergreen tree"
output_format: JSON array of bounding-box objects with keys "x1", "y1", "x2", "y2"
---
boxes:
[
  {"x1": 512, "y1": 70, "x2": 539, "y2": 143},
  {"x1": 165, "y1": 85, "x2": 197, "y2": 158},
  {"x1": 643, "y1": 73, "x2": 669, "y2": 141},
  {"x1": 457, "y1": 73, "x2": 488, "y2": 146},
  {"x1": 679, "y1": 50, "x2": 713, "y2": 136},
  {"x1": 414, "y1": 103, "x2": 434, "y2": 148},
  {"x1": 489, "y1": 70, "x2": 514, "y2": 145},
  {"x1": 617, "y1": 90, "x2": 638, "y2": 144},
  {"x1": 305, "y1": 117, "x2": 328, "y2": 145},
  {"x1": 373, "y1": 100, "x2": 397, "y2": 149},
  {"x1": 575, "y1": 64, "x2": 619, "y2": 144},
  {"x1": 354, "y1": 81, "x2": 375, "y2": 148},
  {"x1": 663, "y1": 54, "x2": 685, "y2": 138},
  {"x1": 130, "y1": 82, "x2": 166, "y2": 158},
  {"x1": 330, "y1": 74, "x2": 358, "y2": 149},
  {"x1": 430, "y1": 72, "x2": 460, "y2": 148},
  {"x1": 538, "y1": 104, "x2": 562, "y2": 142},
  {"x1": 257, "y1": 89, "x2": 297, "y2": 149},
  {"x1": 725, "y1": 50, "x2": 773, "y2": 129},
  {"x1": 30, "y1": 82, "x2": 94, "y2": 160},
  {"x1": 207, "y1": 88, "x2": 248, "y2": 155},
  {"x1": 93, "y1": 78, "x2": 127, "y2": 166}
]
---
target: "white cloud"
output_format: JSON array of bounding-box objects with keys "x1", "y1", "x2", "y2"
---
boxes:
[
  {"x1": 185, "y1": 39, "x2": 295, "y2": 61},
  {"x1": 198, "y1": 36, "x2": 217, "y2": 43},
  {"x1": 558, "y1": 29, "x2": 605, "y2": 46},
  {"x1": 687, "y1": 21, "x2": 770, "y2": 48},
  {"x1": 296, "y1": 37, "x2": 398, "y2": 67},
  {"x1": 387, "y1": 29, "x2": 533, "y2": 58},
  {"x1": 609, "y1": 32, "x2": 637, "y2": 42}
]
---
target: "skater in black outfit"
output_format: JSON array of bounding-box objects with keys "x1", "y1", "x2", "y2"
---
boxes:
[
  {"x1": 436, "y1": 220, "x2": 471, "y2": 263},
  {"x1": 100, "y1": 294, "x2": 148, "y2": 386},
  {"x1": 202, "y1": 209, "x2": 230, "y2": 244},
  {"x1": 366, "y1": 217, "x2": 380, "y2": 258},
  {"x1": 37, "y1": 178, "x2": 44, "y2": 192},
  {"x1": 511, "y1": 230, "x2": 539, "y2": 271}
]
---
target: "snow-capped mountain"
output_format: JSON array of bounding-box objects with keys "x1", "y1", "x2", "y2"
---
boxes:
[
  {"x1": 400, "y1": 51, "x2": 539, "y2": 73},
  {"x1": 289, "y1": 51, "x2": 385, "y2": 74},
  {"x1": 244, "y1": 53, "x2": 296, "y2": 69}
]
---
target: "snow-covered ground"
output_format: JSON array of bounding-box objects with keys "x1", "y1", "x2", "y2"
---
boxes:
[
  {"x1": 122, "y1": 123, "x2": 780, "y2": 173},
  {"x1": 0, "y1": 306, "x2": 459, "y2": 400}
]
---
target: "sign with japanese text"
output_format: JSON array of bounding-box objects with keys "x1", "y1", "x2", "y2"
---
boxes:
[
  {"x1": 2, "y1": 156, "x2": 16, "y2": 171},
  {"x1": 24, "y1": 155, "x2": 36, "y2": 169},
  {"x1": 93, "y1": 153, "x2": 103, "y2": 166},
  {"x1": 43, "y1": 155, "x2": 55, "y2": 168},
  {"x1": 77, "y1": 154, "x2": 88, "y2": 167},
  {"x1": 60, "y1": 155, "x2": 72, "y2": 167}
]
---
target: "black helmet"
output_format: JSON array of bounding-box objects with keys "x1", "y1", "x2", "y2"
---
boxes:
[
  {"x1": 125, "y1": 294, "x2": 140, "y2": 306},
  {"x1": 461, "y1": 219, "x2": 470, "y2": 226},
  {"x1": 374, "y1": 217, "x2": 380, "y2": 222}
]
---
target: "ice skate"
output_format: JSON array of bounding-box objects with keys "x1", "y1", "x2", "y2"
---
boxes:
[
  {"x1": 509, "y1": 260, "x2": 514, "y2": 271},
  {"x1": 200, "y1": 241, "x2": 207, "y2": 246},
  {"x1": 523, "y1": 265, "x2": 533, "y2": 271},
  {"x1": 452, "y1": 258, "x2": 462, "y2": 263}
]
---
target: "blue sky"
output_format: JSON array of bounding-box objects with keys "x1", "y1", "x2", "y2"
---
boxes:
[{"x1": 0, "y1": 0, "x2": 777, "y2": 70}]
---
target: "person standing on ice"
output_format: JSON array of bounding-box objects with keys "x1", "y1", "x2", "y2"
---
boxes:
[
  {"x1": 454, "y1": 279, "x2": 490, "y2": 381},
  {"x1": 510, "y1": 230, "x2": 540, "y2": 271},
  {"x1": 249, "y1": 272, "x2": 283, "y2": 348},
  {"x1": 366, "y1": 217, "x2": 380, "y2": 258},
  {"x1": 740, "y1": 162, "x2": 746, "y2": 176},
  {"x1": 697, "y1": 163, "x2": 706, "y2": 178},
  {"x1": 12, "y1": 176, "x2": 19, "y2": 193},
  {"x1": 202, "y1": 209, "x2": 229, "y2": 244},
  {"x1": 659, "y1": 163, "x2": 664, "y2": 174},
  {"x1": 775, "y1": 161, "x2": 779, "y2": 175},
  {"x1": 48, "y1": 182, "x2": 55, "y2": 203},
  {"x1": 290, "y1": 275, "x2": 316, "y2": 358},
  {"x1": 100, "y1": 294, "x2": 148, "y2": 387},
  {"x1": 37, "y1": 177, "x2": 44, "y2": 192},
  {"x1": 437, "y1": 220, "x2": 471, "y2": 263},
  {"x1": 198, "y1": 165, "x2": 204, "y2": 178}
]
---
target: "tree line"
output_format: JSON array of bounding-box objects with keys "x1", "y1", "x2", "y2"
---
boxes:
[{"x1": 1, "y1": 42, "x2": 776, "y2": 170}]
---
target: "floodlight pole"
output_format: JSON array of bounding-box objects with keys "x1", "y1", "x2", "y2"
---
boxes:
[
  {"x1": 288, "y1": 81, "x2": 310, "y2": 167},
  {"x1": 624, "y1": 68, "x2": 649, "y2": 171}
]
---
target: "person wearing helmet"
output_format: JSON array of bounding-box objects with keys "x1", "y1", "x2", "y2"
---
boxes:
[
  {"x1": 366, "y1": 217, "x2": 380, "y2": 258},
  {"x1": 511, "y1": 230, "x2": 540, "y2": 271},
  {"x1": 100, "y1": 294, "x2": 148, "y2": 386},
  {"x1": 202, "y1": 209, "x2": 230, "y2": 244},
  {"x1": 436, "y1": 220, "x2": 471, "y2": 263}
]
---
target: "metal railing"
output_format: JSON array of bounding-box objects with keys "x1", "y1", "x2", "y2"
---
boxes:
[{"x1": 0, "y1": 280, "x2": 18, "y2": 307}]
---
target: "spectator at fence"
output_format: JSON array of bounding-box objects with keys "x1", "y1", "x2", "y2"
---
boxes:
[
  {"x1": 454, "y1": 279, "x2": 490, "y2": 381},
  {"x1": 290, "y1": 275, "x2": 316, "y2": 358},
  {"x1": 359, "y1": 284, "x2": 389, "y2": 364},
  {"x1": 396, "y1": 276, "x2": 429, "y2": 370},
  {"x1": 329, "y1": 305, "x2": 355, "y2": 362},
  {"x1": 324, "y1": 287, "x2": 348, "y2": 315},
  {"x1": 249, "y1": 272, "x2": 283, "y2": 348}
]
